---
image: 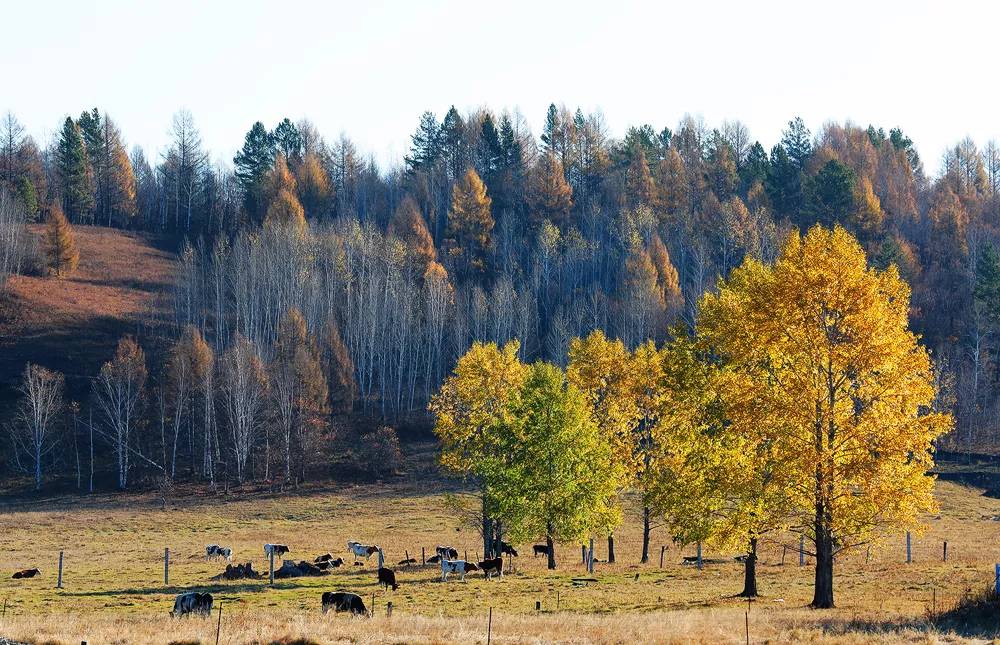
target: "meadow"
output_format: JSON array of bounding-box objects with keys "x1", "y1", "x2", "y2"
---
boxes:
[{"x1": 0, "y1": 450, "x2": 998, "y2": 644}]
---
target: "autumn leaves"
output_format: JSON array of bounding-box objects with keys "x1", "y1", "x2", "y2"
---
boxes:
[{"x1": 432, "y1": 225, "x2": 950, "y2": 607}]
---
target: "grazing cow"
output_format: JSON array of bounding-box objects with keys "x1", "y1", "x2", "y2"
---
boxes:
[
  {"x1": 435, "y1": 545, "x2": 459, "y2": 560},
  {"x1": 346, "y1": 541, "x2": 380, "y2": 563},
  {"x1": 426, "y1": 554, "x2": 442, "y2": 564},
  {"x1": 497, "y1": 541, "x2": 518, "y2": 557},
  {"x1": 206, "y1": 545, "x2": 233, "y2": 562},
  {"x1": 532, "y1": 544, "x2": 550, "y2": 557},
  {"x1": 321, "y1": 591, "x2": 368, "y2": 616},
  {"x1": 170, "y1": 592, "x2": 213, "y2": 617},
  {"x1": 478, "y1": 557, "x2": 503, "y2": 580},
  {"x1": 12, "y1": 568, "x2": 39, "y2": 579},
  {"x1": 440, "y1": 559, "x2": 478, "y2": 582},
  {"x1": 377, "y1": 567, "x2": 399, "y2": 591},
  {"x1": 398, "y1": 557, "x2": 417, "y2": 566},
  {"x1": 264, "y1": 544, "x2": 290, "y2": 558},
  {"x1": 681, "y1": 556, "x2": 700, "y2": 565}
]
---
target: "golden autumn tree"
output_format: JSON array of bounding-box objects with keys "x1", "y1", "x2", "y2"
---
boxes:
[
  {"x1": 430, "y1": 340, "x2": 527, "y2": 557},
  {"x1": 44, "y1": 203, "x2": 79, "y2": 277},
  {"x1": 445, "y1": 168, "x2": 493, "y2": 278},
  {"x1": 567, "y1": 330, "x2": 638, "y2": 562},
  {"x1": 264, "y1": 154, "x2": 307, "y2": 232},
  {"x1": 294, "y1": 151, "x2": 332, "y2": 219},
  {"x1": 388, "y1": 195, "x2": 436, "y2": 274},
  {"x1": 624, "y1": 140, "x2": 656, "y2": 209},
  {"x1": 698, "y1": 225, "x2": 952, "y2": 608},
  {"x1": 530, "y1": 152, "x2": 574, "y2": 229},
  {"x1": 323, "y1": 318, "x2": 357, "y2": 415}
]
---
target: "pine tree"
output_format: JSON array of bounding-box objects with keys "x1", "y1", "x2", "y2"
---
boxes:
[
  {"x1": 272, "y1": 118, "x2": 302, "y2": 162},
  {"x1": 56, "y1": 117, "x2": 95, "y2": 222},
  {"x1": 624, "y1": 140, "x2": 656, "y2": 208},
  {"x1": 44, "y1": 203, "x2": 79, "y2": 277},
  {"x1": 234, "y1": 121, "x2": 276, "y2": 222}
]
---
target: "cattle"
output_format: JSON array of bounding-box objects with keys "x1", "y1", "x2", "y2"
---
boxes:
[
  {"x1": 264, "y1": 544, "x2": 290, "y2": 558},
  {"x1": 315, "y1": 553, "x2": 334, "y2": 563},
  {"x1": 377, "y1": 567, "x2": 399, "y2": 591},
  {"x1": 497, "y1": 541, "x2": 518, "y2": 557},
  {"x1": 347, "y1": 541, "x2": 380, "y2": 563},
  {"x1": 12, "y1": 568, "x2": 39, "y2": 579},
  {"x1": 435, "y1": 545, "x2": 459, "y2": 560},
  {"x1": 170, "y1": 592, "x2": 213, "y2": 617},
  {"x1": 478, "y1": 557, "x2": 503, "y2": 580},
  {"x1": 440, "y1": 559, "x2": 478, "y2": 582},
  {"x1": 315, "y1": 556, "x2": 344, "y2": 569},
  {"x1": 532, "y1": 544, "x2": 550, "y2": 557},
  {"x1": 206, "y1": 545, "x2": 233, "y2": 562},
  {"x1": 321, "y1": 591, "x2": 368, "y2": 616},
  {"x1": 427, "y1": 554, "x2": 442, "y2": 564},
  {"x1": 398, "y1": 557, "x2": 417, "y2": 566}
]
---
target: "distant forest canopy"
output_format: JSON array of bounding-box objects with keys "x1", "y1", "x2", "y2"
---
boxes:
[{"x1": 0, "y1": 103, "x2": 997, "y2": 487}]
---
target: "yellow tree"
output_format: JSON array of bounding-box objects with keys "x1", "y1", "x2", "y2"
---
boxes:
[
  {"x1": 567, "y1": 330, "x2": 638, "y2": 562},
  {"x1": 294, "y1": 151, "x2": 332, "y2": 219},
  {"x1": 389, "y1": 195, "x2": 436, "y2": 275},
  {"x1": 44, "y1": 203, "x2": 79, "y2": 277},
  {"x1": 430, "y1": 340, "x2": 527, "y2": 557},
  {"x1": 445, "y1": 168, "x2": 493, "y2": 278},
  {"x1": 698, "y1": 225, "x2": 951, "y2": 608},
  {"x1": 530, "y1": 152, "x2": 574, "y2": 229}
]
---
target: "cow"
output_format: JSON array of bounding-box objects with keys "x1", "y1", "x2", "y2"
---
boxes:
[
  {"x1": 478, "y1": 557, "x2": 503, "y2": 580},
  {"x1": 440, "y1": 559, "x2": 478, "y2": 582},
  {"x1": 315, "y1": 554, "x2": 344, "y2": 569},
  {"x1": 435, "y1": 545, "x2": 459, "y2": 560},
  {"x1": 12, "y1": 568, "x2": 39, "y2": 579},
  {"x1": 426, "y1": 554, "x2": 442, "y2": 564},
  {"x1": 206, "y1": 545, "x2": 233, "y2": 562},
  {"x1": 532, "y1": 544, "x2": 550, "y2": 557},
  {"x1": 170, "y1": 592, "x2": 213, "y2": 617},
  {"x1": 347, "y1": 541, "x2": 380, "y2": 564},
  {"x1": 264, "y1": 544, "x2": 290, "y2": 558},
  {"x1": 315, "y1": 553, "x2": 334, "y2": 563},
  {"x1": 398, "y1": 557, "x2": 417, "y2": 566},
  {"x1": 377, "y1": 567, "x2": 399, "y2": 591},
  {"x1": 497, "y1": 541, "x2": 518, "y2": 557},
  {"x1": 321, "y1": 591, "x2": 368, "y2": 616}
]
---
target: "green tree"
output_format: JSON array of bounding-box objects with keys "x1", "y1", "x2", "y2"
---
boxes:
[
  {"x1": 234, "y1": 121, "x2": 276, "y2": 222},
  {"x1": 805, "y1": 159, "x2": 855, "y2": 228},
  {"x1": 56, "y1": 117, "x2": 95, "y2": 221},
  {"x1": 497, "y1": 361, "x2": 625, "y2": 569}
]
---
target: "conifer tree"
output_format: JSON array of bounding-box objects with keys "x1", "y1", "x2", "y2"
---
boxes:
[
  {"x1": 56, "y1": 117, "x2": 95, "y2": 221},
  {"x1": 234, "y1": 121, "x2": 276, "y2": 221},
  {"x1": 445, "y1": 168, "x2": 493, "y2": 277},
  {"x1": 530, "y1": 153, "x2": 574, "y2": 229},
  {"x1": 388, "y1": 196, "x2": 436, "y2": 273},
  {"x1": 44, "y1": 203, "x2": 79, "y2": 277}
]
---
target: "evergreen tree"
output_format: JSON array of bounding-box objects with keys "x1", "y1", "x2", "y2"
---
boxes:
[
  {"x1": 805, "y1": 159, "x2": 856, "y2": 228},
  {"x1": 44, "y1": 203, "x2": 79, "y2": 277},
  {"x1": 56, "y1": 117, "x2": 95, "y2": 222},
  {"x1": 765, "y1": 145, "x2": 802, "y2": 220},
  {"x1": 234, "y1": 121, "x2": 276, "y2": 222},
  {"x1": 405, "y1": 111, "x2": 441, "y2": 173},
  {"x1": 272, "y1": 118, "x2": 302, "y2": 162},
  {"x1": 781, "y1": 116, "x2": 812, "y2": 168}
]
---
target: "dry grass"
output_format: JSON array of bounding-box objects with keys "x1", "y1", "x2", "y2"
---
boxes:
[
  {"x1": 0, "y1": 470, "x2": 998, "y2": 644},
  {"x1": 0, "y1": 224, "x2": 175, "y2": 406}
]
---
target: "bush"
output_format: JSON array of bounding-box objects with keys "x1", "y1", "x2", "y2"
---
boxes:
[{"x1": 352, "y1": 426, "x2": 402, "y2": 479}]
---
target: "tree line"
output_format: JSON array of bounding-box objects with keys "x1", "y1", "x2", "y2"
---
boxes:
[{"x1": 0, "y1": 102, "x2": 991, "y2": 489}]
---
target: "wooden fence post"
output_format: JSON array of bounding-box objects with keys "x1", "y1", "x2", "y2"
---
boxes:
[
  {"x1": 215, "y1": 601, "x2": 223, "y2": 645},
  {"x1": 659, "y1": 545, "x2": 665, "y2": 568},
  {"x1": 387, "y1": 601, "x2": 393, "y2": 617},
  {"x1": 696, "y1": 542, "x2": 702, "y2": 570},
  {"x1": 943, "y1": 541, "x2": 948, "y2": 562},
  {"x1": 906, "y1": 531, "x2": 912, "y2": 564},
  {"x1": 164, "y1": 547, "x2": 169, "y2": 585},
  {"x1": 487, "y1": 606, "x2": 493, "y2": 645},
  {"x1": 588, "y1": 538, "x2": 595, "y2": 573},
  {"x1": 581, "y1": 545, "x2": 586, "y2": 563},
  {"x1": 269, "y1": 550, "x2": 275, "y2": 585},
  {"x1": 799, "y1": 536, "x2": 804, "y2": 566},
  {"x1": 57, "y1": 551, "x2": 64, "y2": 589},
  {"x1": 422, "y1": 547, "x2": 426, "y2": 565}
]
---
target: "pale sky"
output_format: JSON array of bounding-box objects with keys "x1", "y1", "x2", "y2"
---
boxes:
[{"x1": 2, "y1": 0, "x2": 996, "y2": 174}]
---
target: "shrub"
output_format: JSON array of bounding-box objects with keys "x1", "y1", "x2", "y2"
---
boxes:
[{"x1": 352, "y1": 426, "x2": 402, "y2": 479}]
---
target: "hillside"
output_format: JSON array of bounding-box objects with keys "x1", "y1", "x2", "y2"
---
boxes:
[{"x1": 0, "y1": 225, "x2": 176, "y2": 410}]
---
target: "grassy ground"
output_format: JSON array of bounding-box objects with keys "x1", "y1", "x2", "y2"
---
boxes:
[{"x1": 0, "y1": 459, "x2": 998, "y2": 644}]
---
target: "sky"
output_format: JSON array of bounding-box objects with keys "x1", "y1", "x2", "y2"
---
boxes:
[{"x1": 2, "y1": 0, "x2": 997, "y2": 175}]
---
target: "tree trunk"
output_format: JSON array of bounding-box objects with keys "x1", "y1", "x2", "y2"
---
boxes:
[
  {"x1": 641, "y1": 506, "x2": 651, "y2": 563},
  {"x1": 608, "y1": 534, "x2": 616, "y2": 564},
  {"x1": 812, "y1": 510, "x2": 835, "y2": 608},
  {"x1": 546, "y1": 525, "x2": 556, "y2": 570},
  {"x1": 482, "y1": 505, "x2": 494, "y2": 560},
  {"x1": 739, "y1": 537, "x2": 758, "y2": 598}
]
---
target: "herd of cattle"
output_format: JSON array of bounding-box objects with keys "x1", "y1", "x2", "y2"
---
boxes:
[{"x1": 168, "y1": 540, "x2": 524, "y2": 617}]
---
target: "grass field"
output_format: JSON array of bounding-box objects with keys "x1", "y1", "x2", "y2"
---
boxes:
[{"x1": 1, "y1": 451, "x2": 999, "y2": 644}]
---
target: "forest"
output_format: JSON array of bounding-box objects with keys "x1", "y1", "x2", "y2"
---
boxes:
[{"x1": 0, "y1": 103, "x2": 994, "y2": 499}]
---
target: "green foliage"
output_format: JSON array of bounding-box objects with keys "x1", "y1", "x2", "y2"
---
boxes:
[
  {"x1": 56, "y1": 117, "x2": 95, "y2": 221},
  {"x1": 234, "y1": 121, "x2": 276, "y2": 221}
]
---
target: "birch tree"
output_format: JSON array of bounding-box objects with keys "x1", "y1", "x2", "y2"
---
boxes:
[{"x1": 9, "y1": 364, "x2": 64, "y2": 490}]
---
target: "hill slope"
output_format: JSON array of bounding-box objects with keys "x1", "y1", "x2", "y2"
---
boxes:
[{"x1": 0, "y1": 225, "x2": 176, "y2": 409}]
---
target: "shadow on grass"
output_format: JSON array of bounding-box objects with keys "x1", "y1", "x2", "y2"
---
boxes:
[{"x1": 59, "y1": 580, "x2": 320, "y2": 597}]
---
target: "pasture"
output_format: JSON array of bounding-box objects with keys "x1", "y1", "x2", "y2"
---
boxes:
[{"x1": 0, "y1": 454, "x2": 999, "y2": 644}]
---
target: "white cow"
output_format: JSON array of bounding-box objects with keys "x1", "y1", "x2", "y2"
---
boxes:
[
  {"x1": 347, "y1": 540, "x2": 380, "y2": 564},
  {"x1": 205, "y1": 545, "x2": 233, "y2": 562},
  {"x1": 441, "y1": 558, "x2": 478, "y2": 581}
]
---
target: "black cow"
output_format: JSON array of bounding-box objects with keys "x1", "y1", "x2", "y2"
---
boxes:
[
  {"x1": 532, "y1": 544, "x2": 550, "y2": 557},
  {"x1": 478, "y1": 557, "x2": 503, "y2": 580},
  {"x1": 315, "y1": 553, "x2": 334, "y2": 563},
  {"x1": 12, "y1": 568, "x2": 39, "y2": 579},
  {"x1": 170, "y1": 592, "x2": 213, "y2": 617},
  {"x1": 321, "y1": 591, "x2": 368, "y2": 616},
  {"x1": 435, "y1": 545, "x2": 459, "y2": 560},
  {"x1": 377, "y1": 567, "x2": 399, "y2": 591},
  {"x1": 427, "y1": 554, "x2": 442, "y2": 564},
  {"x1": 497, "y1": 541, "x2": 518, "y2": 557}
]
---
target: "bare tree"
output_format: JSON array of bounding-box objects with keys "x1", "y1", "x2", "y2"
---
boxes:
[
  {"x1": 0, "y1": 189, "x2": 29, "y2": 292},
  {"x1": 9, "y1": 364, "x2": 64, "y2": 490},
  {"x1": 92, "y1": 336, "x2": 147, "y2": 490},
  {"x1": 220, "y1": 334, "x2": 267, "y2": 483}
]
